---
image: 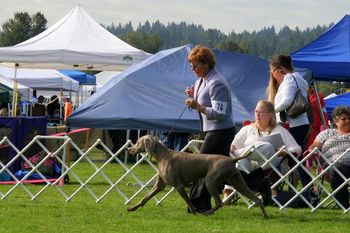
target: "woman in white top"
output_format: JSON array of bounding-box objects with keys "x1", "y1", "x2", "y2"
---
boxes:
[
  {"x1": 224, "y1": 100, "x2": 301, "y2": 205},
  {"x1": 267, "y1": 54, "x2": 311, "y2": 187},
  {"x1": 232, "y1": 101, "x2": 301, "y2": 172},
  {"x1": 267, "y1": 55, "x2": 309, "y2": 145}
]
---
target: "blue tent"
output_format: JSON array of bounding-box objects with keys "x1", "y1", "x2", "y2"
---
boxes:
[
  {"x1": 67, "y1": 45, "x2": 269, "y2": 132},
  {"x1": 59, "y1": 69, "x2": 96, "y2": 85},
  {"x1": 291, "y1": 15, "x2": 350, "y2": 82},
  {"x1": 325, "y1": 92, "x2": 350, "y2": 119}
]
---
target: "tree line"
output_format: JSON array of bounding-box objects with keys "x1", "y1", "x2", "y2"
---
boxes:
[
  {"x1": 0, "y1": 11, "x2": 332, "y2": 59},
  {"x1": 1, "y1": 12, "x2": 341, "y2": 95},
  {"x1": 105, "y1": 20, "x2": 331, "y2": 59}
]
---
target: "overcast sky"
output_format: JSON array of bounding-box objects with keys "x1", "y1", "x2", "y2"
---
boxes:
[{"x1": 1, "y1": 0, "x2": 349, "y2": 34}]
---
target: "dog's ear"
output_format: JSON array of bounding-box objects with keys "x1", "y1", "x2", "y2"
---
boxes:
[{"x1": 143, "y1": 137, "x2": 155, "y2": 154}]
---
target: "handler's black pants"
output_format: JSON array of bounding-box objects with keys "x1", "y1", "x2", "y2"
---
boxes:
[
  {"x1": 189, "y1": 127, "x2": 235, "y2": 212},
  {"x1": 289, "y1": 124, "x2": 312, "y2": 187}
]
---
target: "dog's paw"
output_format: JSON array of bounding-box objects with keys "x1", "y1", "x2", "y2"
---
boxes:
[{"x1": 127, "y1": 206, "x2": 137, "y2": 212}]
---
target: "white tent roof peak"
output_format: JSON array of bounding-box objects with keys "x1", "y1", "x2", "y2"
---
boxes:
[
  {"x1": 18, "y1": 5, "x2": 137, "y2": 52},
  {"x1": 0, "y1": 4, "x2": 150, "y2": 71}
]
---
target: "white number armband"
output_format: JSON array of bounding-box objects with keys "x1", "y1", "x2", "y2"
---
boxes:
[{"x1": 211, "y1": 100, "x2": 227, "y2": 114}]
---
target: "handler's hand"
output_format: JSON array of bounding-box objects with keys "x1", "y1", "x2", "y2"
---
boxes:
[
  {"x1": 186, "y1": 98, "x2": 198, "y2": 109},
  {"x1": 185, "y1": 86, "x2": 194, "y2": 98}
]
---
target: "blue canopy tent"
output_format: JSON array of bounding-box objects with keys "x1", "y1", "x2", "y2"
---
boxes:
[
  {"x1": 291, "y1": 15, "x2": 350, "y2": 82},
  {"x1": 325, "y1": 92, "x2": 350, "y2": 119},
  {"x1": 67, "y1": 45, "x2": 269, "y2": 132},
  {"x1": 291, "y1": 15, "x2": 350, "y2": 125},
  {"x1": 59, "y1": 70, "x2": 96, "y2": 85}
]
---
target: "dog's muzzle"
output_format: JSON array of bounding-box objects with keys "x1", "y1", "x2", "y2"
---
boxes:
[
  {"x1": 127, "y1": 147, "x2": 134, "y2": 154},
  {"x1": 127, "y1": 146, "x2": 140, "y2": 155}
]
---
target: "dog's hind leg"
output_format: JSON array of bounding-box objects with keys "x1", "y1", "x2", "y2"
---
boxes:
[
  {"x1": 128, "y1": 175, "x2": 166, "y2": 211},
  {"x1": 228, "y1": 174, "x2": 268, "y2": 217}
]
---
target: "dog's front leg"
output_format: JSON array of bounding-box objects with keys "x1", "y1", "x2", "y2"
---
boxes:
[
  {"x1": 175, "y1": 185, "x2": 197, "y2": 214},
  {"x1": 128, "y1": 175, "x2": 166, "y2": 212}
]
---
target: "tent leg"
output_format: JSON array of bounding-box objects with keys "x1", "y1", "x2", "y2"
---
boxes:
[{"x1": 11, "y1": 64, "x2": 19, "y2": 117}]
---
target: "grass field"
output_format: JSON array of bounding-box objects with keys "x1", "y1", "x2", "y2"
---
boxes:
[{"x1": 1, "y1": 161, "x2": 349, "y2": 233}]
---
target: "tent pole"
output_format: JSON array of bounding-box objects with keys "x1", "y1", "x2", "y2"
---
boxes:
[
  {"x1": 11, "y1": 63, "x2": 19, "y2": 117},
  {"x1": 125, "y1": 129, "x2": 130, "y2": 164},
  {"x1": 76, "y1": 86, "x2": 80, "y2": 107},
  {"x1": 81, "y1": 85, "x2": 84, "y2": 104},
  {"x1": 313, "y1": 82, "x2": 327, "y2": 125},
  {"x1": 60, "y1": 89, "x2": 63, "y2": 125}
]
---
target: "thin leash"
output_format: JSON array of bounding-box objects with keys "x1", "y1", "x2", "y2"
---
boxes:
[
  {"x1": 162, "y1": 88, "x2": 197, "y2": 143},
  {"x1": 161, "y1": 105, "x2": 189, "y2": 143}
]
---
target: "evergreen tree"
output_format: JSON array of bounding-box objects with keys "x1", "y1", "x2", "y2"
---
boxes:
[
  {"x1": 121, "y1": 31, "x2": 162, "y2": 54},
  {"x1": 0, "y1": 12, "x2": 47, "y2": 46},
  {"x1": 30, "y1": 12, "x2": 47, "y2": 37},
  {"x1": 216, "y1": 40, "x2": 247, "y2": 53}
]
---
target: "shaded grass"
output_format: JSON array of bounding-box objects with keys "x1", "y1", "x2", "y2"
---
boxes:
[{"x1": 1, "y1": 162, "x2": 349, "y2": 233}]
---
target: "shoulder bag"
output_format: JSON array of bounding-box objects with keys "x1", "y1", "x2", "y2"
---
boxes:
[{"x1": 286, "y1": 75, "x2": 310, "y2": 119}]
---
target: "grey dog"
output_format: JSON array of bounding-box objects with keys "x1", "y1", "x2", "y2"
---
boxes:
[{"x1": 127, "y1": 135, "x2": 268, "y2": 217}]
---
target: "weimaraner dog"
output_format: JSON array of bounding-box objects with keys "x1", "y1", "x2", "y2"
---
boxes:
[{"x1": 127, "y1": 135, "x2": 267, "y2": 217}]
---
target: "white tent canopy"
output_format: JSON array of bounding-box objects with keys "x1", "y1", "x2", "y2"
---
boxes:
[
  {"x1": 0, "y1": 76, "x2": 31, "y2": 101},
  {"x1": 95, "y1": 71, "x2": 122, "y2": 86},
  {"x1": 0, "y1": 4, "x2": 150, "y2": 71},
  {"x1": 0, "y1": 65, "x2": 79, "y2": 91}
]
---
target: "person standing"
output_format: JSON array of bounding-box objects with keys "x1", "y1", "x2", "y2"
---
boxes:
[
  {"x1": 185, "y1": 45, "x2": 235, "y2": 213},
  {"x1": 267, "y1": 54, "x2": 311, "y2": 187},
  {"x1": 161, "y1": 131, "x2": 189, "y2": 151},
  {"x1": 306, "y1": 82, "x2": 329, "y2": 148},
  {"x1": 47, "y1": 95, "x2": 61, "y2": 124}
]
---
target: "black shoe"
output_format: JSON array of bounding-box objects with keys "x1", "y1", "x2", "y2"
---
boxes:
[
  {"x1": 260, "y1": 177, "x2": 272, "y2": 206},
  {"x1": 187, "y1": 206, "x2": 211, "y2": 214}
]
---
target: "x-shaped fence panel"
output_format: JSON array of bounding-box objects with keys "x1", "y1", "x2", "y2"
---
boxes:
[
  {"x1": 0, "y1": 135, "x2": 160, "y2": 205},
  {"x1": 235, "y1": 146, "x2": 350, "y2": 213},
  {"x1": 1, "y1": 134, "x2": 349, "y2": 213}
]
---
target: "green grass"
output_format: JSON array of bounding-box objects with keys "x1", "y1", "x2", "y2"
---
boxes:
[{"x1": 1, "y1": 162, "x2": 349, "y2": 233}]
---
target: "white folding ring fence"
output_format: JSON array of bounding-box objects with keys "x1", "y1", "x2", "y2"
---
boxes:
[{"x1": 0, "y1": 134, "x2": 349, "y2": 213}]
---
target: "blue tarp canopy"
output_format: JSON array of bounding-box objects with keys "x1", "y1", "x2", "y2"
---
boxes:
[
  {"x1": 67, "y1": 45, "x2": 269, "y2": 132},
  {"x1": 59, "y1": 70, "x2": 96, "y2": 85},
  {"x1": 325, "y1": 92, "x2": 350, "y2": 119},
  {"x1": 291, "y1": 15, "x2": 350, "y2": 82}
]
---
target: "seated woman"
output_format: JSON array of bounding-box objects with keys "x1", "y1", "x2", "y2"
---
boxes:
[
  {"x1": 224, "y1": 100, "x2": 301, "y2": 205},
  {"x1": 305, "y1": 106, "x2": 350, "y2": 209}
]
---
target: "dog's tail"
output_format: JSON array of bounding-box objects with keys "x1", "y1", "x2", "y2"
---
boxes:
[{"x1": 230, "y1": 145, "x2": 254, "y2": 162}]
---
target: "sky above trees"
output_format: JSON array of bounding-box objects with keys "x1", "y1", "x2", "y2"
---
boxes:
[{"x1": 1, "y1": 0, "x2": 350, "y2": 34}]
